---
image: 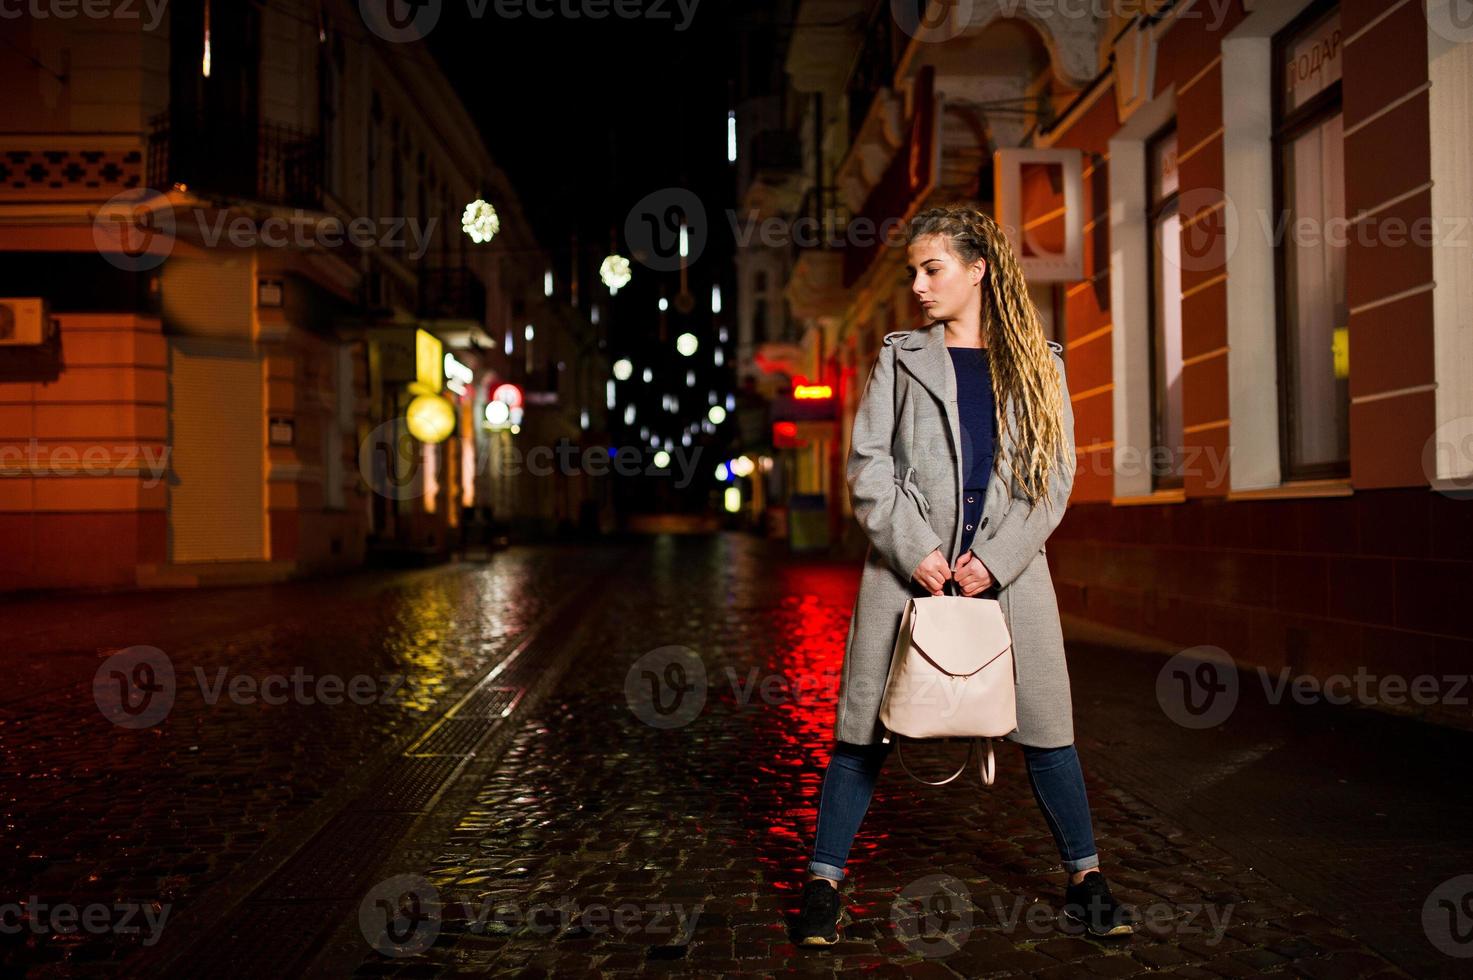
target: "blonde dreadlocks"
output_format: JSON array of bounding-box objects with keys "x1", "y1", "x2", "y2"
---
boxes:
[{"x1": 906, "y1": 204, "x2": 1071, "y2": 511}]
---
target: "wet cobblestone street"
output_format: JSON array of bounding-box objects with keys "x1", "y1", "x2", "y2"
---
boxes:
[
  {"x1": 0, "y1": 547, "x2": 619, "y2": 976},
  {"x1": 321, "y1": 535, "x2": 1431, "y2": 979},
  {"x1": 3, "y1": 534, "x2": 1468, "y2": 978}
]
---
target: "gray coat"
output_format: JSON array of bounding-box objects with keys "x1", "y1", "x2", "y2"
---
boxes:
[{"x1": 836, "y1": 321, "x2": 1077, "y2": 749}]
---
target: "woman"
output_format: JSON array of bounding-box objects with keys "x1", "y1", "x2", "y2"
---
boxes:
[{"x1": 795, "y1": 205, "x2": 1134, "y2": 946}]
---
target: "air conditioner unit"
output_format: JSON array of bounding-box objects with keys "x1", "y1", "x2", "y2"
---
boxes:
[{"x1": 0, "y1": 298, "x2": 52, "y2": 346}]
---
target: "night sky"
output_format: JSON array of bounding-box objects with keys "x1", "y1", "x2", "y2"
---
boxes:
[{"x1": 426, "y1": 0, "x2": 746, "y2": 304}]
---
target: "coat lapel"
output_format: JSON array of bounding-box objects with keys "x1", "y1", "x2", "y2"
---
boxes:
[{"x1": 897, "y1": 322, "x2": 1019, "y2": 558}]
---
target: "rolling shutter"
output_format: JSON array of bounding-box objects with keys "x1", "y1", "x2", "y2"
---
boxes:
[{"x1": 168, "y1": 337, "x2": 265, "y2": 562}]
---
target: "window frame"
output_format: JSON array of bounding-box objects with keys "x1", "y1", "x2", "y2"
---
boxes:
[
  {"x1": 1144, "y1": 118, "x2": 1183, "y2": 492},
  {"x1": 1270, "y1": 0, "x2": 1348, "y2": 482}
]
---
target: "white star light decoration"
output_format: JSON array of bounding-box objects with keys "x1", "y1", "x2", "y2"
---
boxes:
[
  {"x1": 600, "y1": 254, "x2": 632, "y2": 294},
  {"x1": 461, "y1": 199, "x2": 500, "y2": 243}
]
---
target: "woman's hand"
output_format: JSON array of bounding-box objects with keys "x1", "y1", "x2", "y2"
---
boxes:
[
  {"x1": 911, "y1": 548, "x2": 952, "y2": 595},
  {"x1": 952, "y1": 550, "x2": 995, "y2": 596}
]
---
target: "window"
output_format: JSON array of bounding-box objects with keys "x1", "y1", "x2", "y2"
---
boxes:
[
  {"x1": 1272, "y1": 0, "x2": 1347, "y2": 479},
  {"x1": 318, "y1": 30, "x2": 344, "y2": 195},
  {"x1": 752, "y1": 269, "x2": 768, "y2": 344},
  {"x1": 1146, "y1": 121, "x2": 1184, "y2": 490}
]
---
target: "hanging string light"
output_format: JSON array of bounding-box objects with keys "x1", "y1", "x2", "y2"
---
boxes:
[{"x1": 462, "y1": 198, "x2": 500, "y2": 243}]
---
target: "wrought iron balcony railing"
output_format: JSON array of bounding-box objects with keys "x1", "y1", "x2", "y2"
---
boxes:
[{"x1": 148, "y1": 111, "x2": 323, "y2": 210}]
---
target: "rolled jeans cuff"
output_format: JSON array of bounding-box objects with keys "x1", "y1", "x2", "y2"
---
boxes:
[
  {"x1": 807, "y1": 860, "x2": 846, "y2": 883},
  {"x1": 1063, "y1": 852, "x2": 1100, "y2": 874}
]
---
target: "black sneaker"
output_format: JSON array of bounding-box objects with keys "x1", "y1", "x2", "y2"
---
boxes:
[
  {"x1": 1061, "y1": 870, "x2": 1134, "y2": 937},
  {"x1": 794, "y1": 877, "x2": 843, "y2": 946}
]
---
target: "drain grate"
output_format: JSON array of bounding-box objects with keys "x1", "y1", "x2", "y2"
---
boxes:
[
  {"x1": 453, "y1": 684, "x2": 522, "y2": 721},
  {"x1": 404, "y1": 716, "x2": 497, "y2": 757},
  {"x1": 359, "y1": 756, "x2": 464, "y2": 811}
]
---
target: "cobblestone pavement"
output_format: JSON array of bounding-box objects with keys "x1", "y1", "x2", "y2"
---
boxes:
[
  {"x1": 0, "y1": 547, "x2": 621, "y2": 977},
  {"x1": 331, "y1": 534, "x2": 1436, "y2": 979}
]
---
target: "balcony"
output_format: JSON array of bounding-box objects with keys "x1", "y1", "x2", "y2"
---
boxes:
[
  {"x1": 788, "y1": 185, "x2": 850, "y2": 266},
  {"x1": 846, "y1": 2, "x2": 902, "y2": 138},
  {"x1": 148, "y1": 111, "x2": 323, "y2": 210},
  {"x1": 418, "y1": 266, "x2": 486, "y2": 326}
]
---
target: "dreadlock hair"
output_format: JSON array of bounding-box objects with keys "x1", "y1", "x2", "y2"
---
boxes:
[{"x1": 906, "y1": 204, "x2": 1071, "y2": 511}]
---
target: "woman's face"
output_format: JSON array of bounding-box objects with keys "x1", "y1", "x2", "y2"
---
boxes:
[{"x1": 906, "y1": 233, "x2": 985, "y2": 323}]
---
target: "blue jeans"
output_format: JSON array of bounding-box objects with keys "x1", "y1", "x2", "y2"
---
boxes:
[{"x1": 807, "y1": 739, "x2": 1101, "y2": 881}]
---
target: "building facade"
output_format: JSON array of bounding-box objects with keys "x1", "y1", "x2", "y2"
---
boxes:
[
  {"x1": 0, "y1": 0, "x2": 605, "y2": 590},
  {"x1": 747, "y1": 0, "x2": 1473, "y2": 725}
]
